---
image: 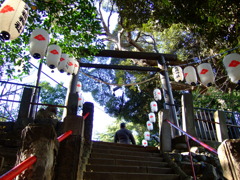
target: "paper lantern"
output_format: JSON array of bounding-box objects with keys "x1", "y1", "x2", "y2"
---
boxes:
[
  {"x1": 150, "y1": 101, "x2": 158, "y2": 112},
  {"x1": 0, "y1": 0, "x2": 29, "y2": 40},
  {"x1": 144, "y1": 131, "x2": 151, "y2": 141},
  {"x1": 197, "y1": 63, "x2": 215, "y2": 87},
  {"x1": 29, "y1": 29, "x2": 49, "y2": 59},
  {"x1": 46, "y1": 45, "x2": 62, "y2": 70},
  {"x1": 58, "y1": 53, "x2": 69, "y2": 73},
  {"x1": 146, "y1": 121, "x2": 153, "y2": 131},
  {"x1": 73, "y1": 59, "x2": 79, "y2": 75},
  {"x1": 183, "y1": 66, "x2": 198, "y2": 86},
  {"x1": 76, "y1": 81, "x2": 82, "y2": 93},
  {"x1": 65, "y1": 57, "x2": 75, "y2": 75},
  {"x1": 172, "y1": 66, "x2": 184, "y2": 82},
  {"x1": 148, "y1": 112, "x2": 156, "y2": 123},
  {"x1": 153, "y1": 89, "x2": 161, "y2": 101},
  {"x1": 78, "y1": 94, "x2": 84, "y2": 107},
  {"x1": 142, "y1": 139, "x2": 148, "y2": 147},
  {"x1": 223, "y1": 53, "x2": 240, "y2": 84}
]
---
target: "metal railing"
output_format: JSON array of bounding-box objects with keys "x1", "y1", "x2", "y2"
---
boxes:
[{"x1": 0, "y1": 81, "x2": 40, "y2": 122}]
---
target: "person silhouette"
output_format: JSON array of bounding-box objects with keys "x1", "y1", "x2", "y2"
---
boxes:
[{"x1": 114, "y1": 123, "x2": 136, "y2": 145}]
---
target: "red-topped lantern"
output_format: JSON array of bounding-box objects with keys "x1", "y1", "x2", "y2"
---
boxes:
[
  {"x1": 76, "y1": 81, "x2": 82, "y2": 93},
  {"x1": 223, "y1": 53, "x2": 240, "y2": 84},
  {"x1": 46, "y1": 45, "x2": 62, "y2": 70},
  {"x1": 144, "y1": 131, "x2": 151, "y2": 141},
  {"x1": 146, "y1": 121, "x2": 153, "y2": 131},
  {"x1": 197, "y1": 63, "x2": 215, "y2": 87},
  {"x1": 30, "y1": 29, "x2": 49, "y2": 59},
  {"x1": 73, "y1": 59, "x2": 79, "y2": 75},
  {"x1": 150, "y1": 101, "x2": 158, "y2": 112},
  {"x1": 172, "y1": 66, "x2": 184, "y2": 82},
  {"x1": 148, "y1": 112, "x2": 156, "y2": 123},
  {"x1": 153, "y1": 89, "x2": 162, "y2": 101},
  {"x1": 65, "y1": 57, "x2": 75, "y2": 75},
  {"x1": 0, "y1": 0, "x2": 29, "y2": 41},
  {"x1": 184, "y1": 66, "x2": 198, "y2": 86},
  {"x1": 58, "y1": 53, "x2": 69, "y2": 73},
  {"x1": 78, "y1": 94, "x2": 84, "y2": 107},
  {"x1": 142, "y1": 139, "x2": 148, "y2": 147}
]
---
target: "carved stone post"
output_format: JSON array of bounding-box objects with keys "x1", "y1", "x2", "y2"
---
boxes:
[{"x1": 15, "y1": 124, "x2": 58, "y2": 180}]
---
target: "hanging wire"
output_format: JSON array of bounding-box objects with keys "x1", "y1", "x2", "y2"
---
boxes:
[{"x1": 179, "y1": 46, "x2": 240, "y2": 67}]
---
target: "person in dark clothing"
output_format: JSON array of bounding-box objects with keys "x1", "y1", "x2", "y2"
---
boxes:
[{"x1": 114, "y1": 123, "x2": 136, "y2": 145}]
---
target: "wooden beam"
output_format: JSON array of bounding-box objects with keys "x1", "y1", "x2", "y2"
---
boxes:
[{"x1": 79, "y1": 63, "x2": 162, "y2": 72}]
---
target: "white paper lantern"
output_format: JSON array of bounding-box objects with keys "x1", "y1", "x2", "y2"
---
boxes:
[
  {"x1": 184, "y1": 66, "x2": 198, "y2": 86},
  {"x1": 197, "y1": 63, "x2": 215, "y2": 87},
  {"x1": 142, "y1": 139, "x2": 148, "y2": 147},
  {"x1": 223, "y1": 53, "x2": 240, "y2": 84},
  {"x1": 172, "y1": 66, "x2": 184, "y2": 82},
  {"x1": 57, "y1": 53, "x2": 69, "y2": 73},
  {"x1": 29, "y1": 29, "x2": 49, "y2": 59},
  {"x1": 46, "y1": 45, "x2": 62, "y2": 70},
  {"x1": 148, "y1": 112, "x2": 156, "y2": 123},
  {"x1": 144, "y1": 131, "x2": 151, "y2": 141},
  {"x1": 146, "y1": 121, "x2": 153, "y2": 131},
  {"x1": 150, "y1": 101, "x2": 158, "y2": 112},
  {"x1": 0, "y1": 0, "x2": 29, "y2": 41},
  {"x1": 65, "y1": 57, "x2": 75, "y2": 75},
  {"x1": 78, "y1": 94, "x2": 84, "y2": 107},
  {"x1": 73, "y1": 59, "x2": 79, "y2": 75},
  {"x1": 76, "y1": 81, "x2": 82, "y2": 93},
  {"x1": 153, "y1": 89, "x2": 162, "y2": 101}
]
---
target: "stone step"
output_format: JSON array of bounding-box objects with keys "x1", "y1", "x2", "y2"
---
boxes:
[
  {"x1": 92, "y1": 141, "x2": 159, "y2": 152},
  {"x1": 83, "y1": 172, "x2": 180, "y2": 180},
  {"x1": 90, "y1": 152, "x2": 164, "y2": 162},
  {"x1": 91, "y1": 148, "x2": 161, "y2": 157},
  {"x1": 88, "y1": 158, "x2": 169, "y2": 167},
  {"x1": 86, "y1": 164, "x2": 174, "y2": 174}
]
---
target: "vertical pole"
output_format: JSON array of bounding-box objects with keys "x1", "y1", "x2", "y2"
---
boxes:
[
  {"x1": 158, "y1": 55, "x2": 179, "y2": 136},
  {"x1": 29, "y1": 62, "x2": 43, "y2": 118}
]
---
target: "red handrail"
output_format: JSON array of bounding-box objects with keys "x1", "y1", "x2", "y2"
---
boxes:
[
  {"x1": 165, "y1": 119, "x2": 218, "y2": 155},
  {"x1": 0, "y1": 130, "x2": 73, "y2": 180},
  {"x1": 57, "y1": 130, "x2": 73, "y2": 142},
  {"x1": 0, "y1": 156, "x2": 37, "y2": 180}
]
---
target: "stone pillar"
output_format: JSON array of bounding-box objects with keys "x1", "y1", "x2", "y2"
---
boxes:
[
  {"x1": 15, "y1": 88, "x2": 33, "y2": 128},
  {"x1": 158, "y1": 109, "x2": 172, "y2": 152},
  {"x1": 55, "y1": 115, "x2": 84, "y2": 180},
  {"x1": 181, "y1": 93, "x2": 197, "y2": 137},
  {"x1": 214, "y1": 110, "x2": 229, "y2": 142},
  {"x1": 15, "y1": 124, "x2": 58, "y2": 180},
  {"x1": 218, "y1": 139, "x2": 240, "y2": 180}
]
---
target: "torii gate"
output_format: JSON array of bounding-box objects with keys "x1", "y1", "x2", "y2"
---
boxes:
[{"x1": 65, "y1": 49, "x2": 180, "y2": 135}]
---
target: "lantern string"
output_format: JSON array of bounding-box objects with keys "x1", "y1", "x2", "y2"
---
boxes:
[
  {"x1": 80, "y1": 71, "x2": 157, "y2": 87},
  {"x1": 179, "y1": 45, "x2": 240, "y2": 67},
  {"x1": 29, "y1": 62, "x2": 67, "y2": 89}
]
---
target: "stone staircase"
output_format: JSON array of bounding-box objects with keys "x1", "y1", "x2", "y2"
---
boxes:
[{"x1": 83, "y1": 141, "x2": 180, "y2": 180}]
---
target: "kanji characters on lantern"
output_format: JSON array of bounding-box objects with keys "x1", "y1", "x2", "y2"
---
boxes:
[
  {"x1": 144, "y1": 131, "x2": 151, "y2": 141},
  {"x1": 172, "y1": 66, "x2": 184, "y2": 82},
  {"x1": 29, "y1": 29, "x2": 49, "y2": 59},
  {"x1": 73, "y1": 59, "x2": 79, "y2": 75},
  {"x1": 223, "y1": 53, "x2": 240, "y2": 84},
  {"x1": 197, "y1": 63, "x2": 215, "y2": 87},
  {"x1": 150, "y1": 101, "x2": 158, "y2": 112},
  {"x1": 153, "y1": 89, "x2": 162, "y2": 101},
  {"x1": 76, "y1": 81, "x2": 82, "y2": 93},
  {"x1": 78, "y1": 93, "x2": 84, "y2": 107},
  {"x1": 184, "y1": 66, "x2": 198, "y2": 86},
  {"x1": 65, "y1": 57, "x2": 75, "y2": 75},
  {"x1": 0, "y1": 0, "x2": 29, "y2": 41}
]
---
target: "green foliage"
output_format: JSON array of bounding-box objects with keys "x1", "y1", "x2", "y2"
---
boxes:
[
  {"x1": 0, "y1": 0, "x2": 105, "y2": 78},
  {"x1": 39, "y1": 81, "x2": 67, "y2": 118}
]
